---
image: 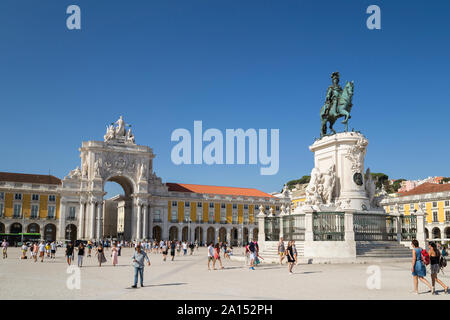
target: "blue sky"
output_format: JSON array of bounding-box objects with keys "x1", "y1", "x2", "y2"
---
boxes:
[{"x1": 0, "y1": 0, "x2": 449, "y2": 196}]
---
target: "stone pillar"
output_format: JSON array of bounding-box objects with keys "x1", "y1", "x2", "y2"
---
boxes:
[
  {"x1": 148, "y1": 205, "x2": 153, "y2": 240},
  {"x1": 178, "y1": 225, "x2": 183, "y2": 241},
  {"x1": 162, "y1": 207, "x2": 169, "y2": 240},
  {"x1": 415, "y1": 205, "x2": 427, "y2": 246},
  {"x1": 257, "y1": 205, "x2": 266, "y2": 244},
  {"x1": 202, "y1": 227, "x2": 207, "y2": 245},
  {"x1": 136, "y1": 204, "x2": 142, "y2": 241},
  {"x1": 89, "y1": 201, "x2": 96, "y2": 240},
  {"x1": 394, "y1": 213, "x2": 402, "y2": 243},
  {"x1": 96, "y1": 201, "x2": 103, "y2": 240},
  {"x1": 303, "y1": 207, "x2": 314, "y2": 241},
  {"x1": 142, "y1": 205, "x2": 148, "y2": 240},
  {"x1": 58, "y1": 201, "x2": 67, "y2": 240},
  {"x1": 226, "y1": 228, "x2": 232, "y2": 244},
  {"x1": 190, "y1": 224, "x2": 195, "y2": 243},
  {"x1": 237, "y1": 228, "x2": 242, "y2": 246},
  {"x1": 279, "y1": 205, "x2": 286, "y2": 239},
  {"x1": 215, "y1": 227, "x2": 219, "y2": 244},
  {"x1": 344, "y1": 210, "x2": 355, "y2": 242},
  {"x1": 78, "y1": 202, "x2": 85, "y2": 239}
]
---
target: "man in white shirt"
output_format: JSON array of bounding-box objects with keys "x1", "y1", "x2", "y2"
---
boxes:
[
  {"x1": 207, "y1": 242, "x2": 215, "y2": 270},
  {"x1": 182, "y1": 241, "x2": 188, "y2": 255},
  {"x1": 50, "y1": 241, "x2": 56, "y2": 259}
]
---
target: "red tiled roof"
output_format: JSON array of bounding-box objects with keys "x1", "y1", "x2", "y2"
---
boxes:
[
  {"x1": 0, "y1": 172, "x2": 61, "y2": 185},
  {"x1": 399, "y1": 182, "x2": 450, "y2": 197},
  {"x1": 166, "y1": 183, "x2": 274, "y2": 198}
]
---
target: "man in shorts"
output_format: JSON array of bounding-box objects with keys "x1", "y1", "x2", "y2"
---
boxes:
[
  {"x1": 207, "y1": 242, "x2": 215, "y2": 270},
  {"x1": 1, "y1": 239, "x2": 8, "y2": 259},
  {"x1": 50, "y1": 241, "x2": 56, "y2": 259}
]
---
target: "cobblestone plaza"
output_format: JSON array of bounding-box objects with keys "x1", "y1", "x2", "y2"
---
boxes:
[{"x1": 1, "y1": 247, "x2": 449, "y2": 300}]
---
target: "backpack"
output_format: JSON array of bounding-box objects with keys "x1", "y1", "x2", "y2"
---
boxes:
[
  {"x1": 421, "y1": 249, "x2": 430, "y2": 266},
  {"x1": 440, "y1": 256, "x2": 447, "y2": 269},
  {"x1": 249, "y1": 242, "x2": 255, "y2": 253}
]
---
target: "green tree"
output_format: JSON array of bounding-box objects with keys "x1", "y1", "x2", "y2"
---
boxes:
[{"x1": 284, "y1": 175, "x2": 310, "y2": 191}]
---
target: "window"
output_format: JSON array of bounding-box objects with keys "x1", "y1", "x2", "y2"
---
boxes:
[
  {"x1": 196, "y1": 211, "x2": 202, "y2": 222},
  {"x1": 185, "y1": 201, "x2": 190, "y2": 207},
  {"x1": 220, "y1": 210, "x2": 226, "y2": 222},
  {"x1": 276, "y1": 206, "x2": 280, "y2": 211},
  {"x1": 15, "y1": 193, "x2": 22, "y2": 200},
  {"x1": 265, "y1": 205, "x2": 270, "y2": 210},
  {"x1": 69, "y1": 207, "x2": 76, "y2": 219},
  {"x1": 154, "y1": 209, "x2": 161, "y2": 221},
  {"x1": 0, "y1": 203, "x2": 3, "y2": 216},
  {"x1": 232, "y1": 204, "x2": 237, "y2": 209},
  {"x1": 432, "y1": 202, "x2": 437, "y2": 208},
  {"x1": 254, "y1": 205, "x2": 259, "y2": 211},
  {"x1": 221, "y1": 203, "x2": 226, "y2": 209},
  {"x1": 232, "y1": 211, "x2": 238, "y2": 223},
  {"x1": 13, "y1": 204, "x2": 22, "y2": 217},
  {"x1": 208, "y1": 210, "x2": 215, "y2": 222},
  {"x1": 48, "y1": 206, "x2": 56, "y2": 218},
  {"x1": 410, "y1": 204, "x2": 414, "y2": 210},
  {"x1": 432, "y1": 211, "x2": 438, "y2": 222},
  {"x1": 184, "y1": 210, "x2": 190, "y2": 221},
  {"x1": 244, "y1": 204, "x2": 248, "y2": 210},
  {"x1": 197, "y1": 202, "x2": 202, "y2": 208},
  {"x1": 446, "y1": 210, "x2": 450, "y2": 222},
  {"x1": 209, "y1": 202, "x2": 214, "y2": 208},
  {"x1": 446, "y1": 201, "x2": 449, "y2": 207},
  {"x1": 32, "y1": 194, "x2": 39, "y2": 201},
  {"x1": 0, "y1": 192, "x2": 4, "y2": 200},
  {"x1": 172, "y1": 201, "x2": 177, "y2": 207},
  {"x1": 49, "y1": 195, "x2": 56, "y2": 202},
  {"x1": 244, "y1": 211, "x2": 249, "y2": 223},
  {"x1": 31, "y1": 205, "x2": 39, "y2": 218}
]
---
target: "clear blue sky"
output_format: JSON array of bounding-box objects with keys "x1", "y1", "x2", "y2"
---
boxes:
[{"x1": 1, "y1": 0, "x2": 449, "y2": 196}]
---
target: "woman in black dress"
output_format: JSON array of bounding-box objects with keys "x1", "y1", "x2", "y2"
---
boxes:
[
  {"x1": 96, "y1": 244, "x2": 107, "y2": 267},
  {"x1": 286, "y1": 241, "x2": 295, "y2": 274}
]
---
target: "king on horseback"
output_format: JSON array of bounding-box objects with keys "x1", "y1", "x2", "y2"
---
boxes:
[{"x1": 320, "y1": 71, "x2": 354, "y2": 138}]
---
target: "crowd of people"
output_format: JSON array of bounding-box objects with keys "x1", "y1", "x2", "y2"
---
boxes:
[{"x1": 1, "y1": 236, "x2": 448, "y2": 293}]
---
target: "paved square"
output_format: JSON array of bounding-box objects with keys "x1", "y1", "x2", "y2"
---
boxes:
[{"x1": 0, "y1": 247, "x2": 449, "y2": 300}]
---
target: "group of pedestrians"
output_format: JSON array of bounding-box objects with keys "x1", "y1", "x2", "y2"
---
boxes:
[
  {"x1": 410, "y1": 240, "x2": 448, "y2": 295},
  {"x1": 277, "y1": 237, "x2": 298, "y2": 274}
]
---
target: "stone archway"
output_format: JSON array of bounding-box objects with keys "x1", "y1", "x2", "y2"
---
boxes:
[
  {"x1": 44, "y1": 224, "x2": 56, "y2": 241},
  {"x1": 182, "y1": 226, "x2": 189, "y2": 242},
  {"x1": 218, "y1": 227, "x2": 227, "y2": 243},
  {"x1": 169, "y1": 226, "x2": 178, "y2": 241},
  {"x1": 445, "y1": 227, "x2": 450, "y2": 240},
  {"x1": 425, "y1": 228, "x2": 430, "y2": 240},
  {"x1": 153, "y1": 226, "x2": 162, "y2": 242},
  {"x1": 65, "y1": 224, "x2": 77, "y2": 242},
  {"x1": 10, "y1": 223, "x2": 22, "y2": 234},
  {"x1": 243, "y1": 227, "x2": 249, "y2": 245},
  {"x1": 195, "y1": 227, "x2": 203, "y2": 243},
  {"x1": 207, "y1": 227, "x2": 215, "y2": 244},
  {"x1": 432, "y1": 227, "x2": 441, "y2": 239},
  {"x1": 27, "y1": 223, "x2": 40, "y2": 234},
  {"x1": 59, "y1": 117, "x2": 164, "y2": 242}
]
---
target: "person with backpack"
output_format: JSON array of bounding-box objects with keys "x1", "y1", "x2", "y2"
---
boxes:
[
  {"x1": 411, "y1": 240, "x2": 433, "y2": 294},
  {"x1": 248, "y1": 241, "x2": 256, "y2": 270},
  {"x1": 428, "y1": 242, "x2": 448, "y2": 295}
]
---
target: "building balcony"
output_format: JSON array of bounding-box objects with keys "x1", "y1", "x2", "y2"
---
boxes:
[{"x1": 67, "y1": 216, "x2": 76, "y2": 221}]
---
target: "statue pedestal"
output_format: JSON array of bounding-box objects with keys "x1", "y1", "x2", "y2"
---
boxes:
[{"x1": 309, "y1": 132, "x2": 370, "y2": 211}]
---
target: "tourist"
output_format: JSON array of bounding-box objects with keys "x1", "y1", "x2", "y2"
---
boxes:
[
  {"x1": 442, "y1": 245, "x2": 448, "y2": 258},
  {"x1": 96, "y1": 244, "x2": 107, "y2": 267},
  {"x1": 248, "y1": 240, "x2": 256, "y2": 270},
  {"x1": 159, "y1": 240, "x2": 164, "y2": 254},
  {"x1": 111, "y1": 242, "x2": 119, "y2": 266},
  {"x1": 21, "y1": 243, "x2": 27, "y2": 259},
  {"x1": 1, "y1": 239, "x2": 8, "y2": 259},
  {"x1": 223, "y1": 243, "x2": 230, "y2": 259},
  {"x1": 170, "y1": 240, "x2": 176, "y2": 261},
  {"x1": 411, "y1": 239, "x2": 432, "y2": 294},
  {"x1": 45, "y1": 242, "x2": 51, "y2": 258},
  {"x1": 277, "y1": 237, "x2": 285, "y2": 265},
  {"x1": 118, "y1": 241, "x2": 122, "y2": 256},
  {"x1": 38, "y1": 241, "x2": 46, "y2": 262},
  {"x1": 189, "y1": 242, "x2": 195, "y2": 255},
  {"x1": 77, "y1": 243, "x2": 85, "y2": 267},
  {"x1": 66, "y1": 242, "x2": 74, "y2": 265},
  {"x1": 244, "y1": 243, "x2": 250, "y2": 266},
  {"x1": 176, "y1": 241, "x2": 181, "y2": 256},
  {"x1": 207, "y1": 242, "x2": 215, "y2": 270},
  {"x1": 286, "y1": 241, "x2": 295, "y2": 274},
  {"x1": 213, "y1": 243, "x2": 224, "y2": 270},
  {"x1": 162, "y1": 241, "x2": 168, "y2": 261},
  {"x1": 428, "y1": 242, "x2": 448, "y2": 295},
  {"x1": 292, "y1": 240, "x2": 298, "y2": 265},
  {"x1": 50, "y1": 241, "x2": 56, "y2": 259},
  {"x1": 131, "y1": 245, "x2": 151, "y2": 288},
  {"x1": 182, "y1": 241, "x2": 188, "y2": 255},
  {"x1": 87, "y1": 240, "x2": 92, "y2": 257},
  {"x1": 32, "y1": 242, "x2": 38, "y2": 262}
]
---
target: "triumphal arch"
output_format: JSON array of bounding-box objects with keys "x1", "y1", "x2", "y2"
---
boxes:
[{"x1": 58, "y1": 116, "x2": 169, "y2": 241}]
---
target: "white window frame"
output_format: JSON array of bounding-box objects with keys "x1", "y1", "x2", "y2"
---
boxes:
[
  {"x1": 48, "y1": 205, "x2": 56, "y2": 218},
  {"x1": 69, "y1": 206, "x2": 76, "y2": 219},
  {"x1": 14, "y1": 193, "x2": 22, "y2": 201},
  {"x1": 31, "y1": 204, "x2": 39, "y2": 218},
  {"x1": 0, "y1": 192, "x2": 4, "y2": 200},
  {"x1": 172, "y1": 201, "x2": 177, "y2": 207},
  {"x1": 432, "y1": 211, "x2": 438, "y2": 222},
  {"x1": 13, "y1": 203, "x2": 22, "y2": 217},
  {"x1": 49, "y1": 195, "x2": 56, "y2": 202},
  {"x1": 208, "y1": 210, "x2": 215, "y2": 222},
  {"x1": 32, "y1": 194, "x2": 39, "y2": 201}
]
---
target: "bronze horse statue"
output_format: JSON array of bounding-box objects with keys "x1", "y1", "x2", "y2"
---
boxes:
[{"x1": 320, "y1": 81, "x2": 354, "y2": 137}]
